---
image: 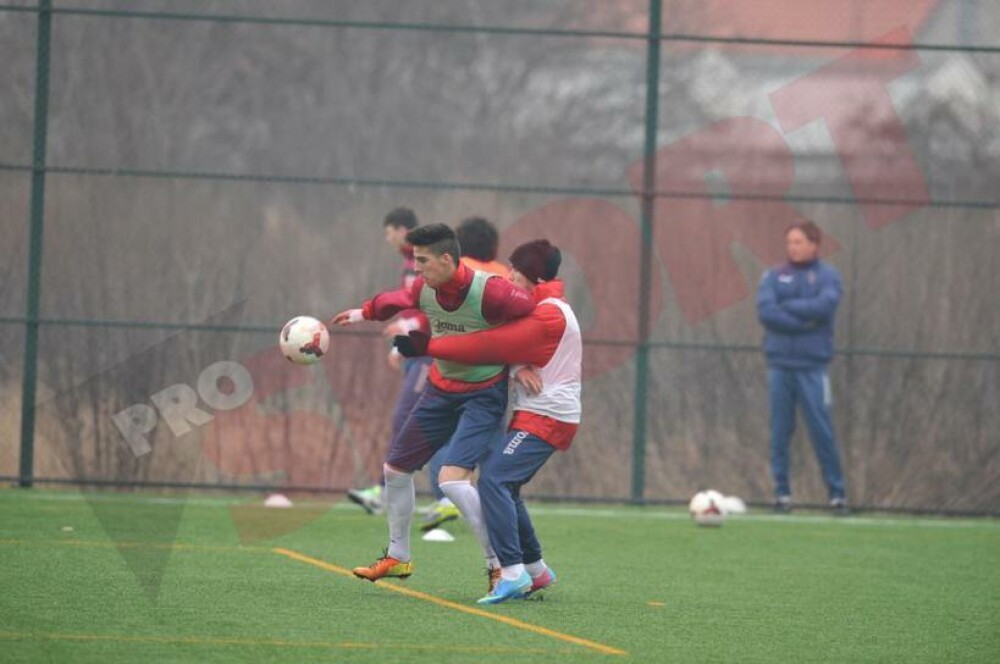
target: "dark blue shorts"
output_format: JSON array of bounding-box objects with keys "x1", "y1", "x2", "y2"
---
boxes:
[
  {"x1": 385, "y1": 379, "x2": 507, "y2": 473},
  {"x1": 391, "y1": 356, "x2": 432, "y2": 440}
]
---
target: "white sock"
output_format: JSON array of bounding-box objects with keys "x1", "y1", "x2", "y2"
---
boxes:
[
  {"x1": 437, "y1": 497, "x2": 454, "y2": 508},
  {"x1": 525, "y1": 559, "x2": 547, "y2": 578},
  {"x1": 439, "y1": 480, "x2": 499, "y2": 569},
  {"x1": 502, "y1": 563, "x2": 526, "y2": 581},
  {"x1": 383, "y1": 465, "x2": 414, "y2": 562}
]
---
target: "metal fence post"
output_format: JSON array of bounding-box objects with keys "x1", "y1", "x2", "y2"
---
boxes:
[
  {"x1": 19, "y1": 0, "x2": 54, "y2": 488},
  {"x1": 630, "y1": 0, "x2": 662, "y2": 504}
]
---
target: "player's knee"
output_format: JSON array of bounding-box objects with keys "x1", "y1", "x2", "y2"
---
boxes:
[
  {"x1": 438, "y1": 465, "x2": 471, "y2": 484},
  {"x1": 383, "y1": 462, "x2": 412, "y2": 478}
]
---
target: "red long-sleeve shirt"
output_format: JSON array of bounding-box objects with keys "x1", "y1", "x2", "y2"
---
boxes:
[
  {"x1": 424, "y1": 280, "x2": 579, "y2": 449},
  {"x1": 362, "y1": 262, "x2": 535, "y2": 392}
]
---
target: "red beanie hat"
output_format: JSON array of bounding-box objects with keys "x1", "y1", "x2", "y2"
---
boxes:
[{"x1": 509, "y1": 239, "x2": 561, "y2": 284}]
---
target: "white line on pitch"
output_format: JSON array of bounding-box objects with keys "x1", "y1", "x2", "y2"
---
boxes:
[{"x1": 6, "y1": 489, "x2": 998, "y2": 530}]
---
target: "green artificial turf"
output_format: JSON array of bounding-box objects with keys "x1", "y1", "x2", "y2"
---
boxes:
[{"x1": 1, "y1": 488, "x2": 998, "y2": 663}]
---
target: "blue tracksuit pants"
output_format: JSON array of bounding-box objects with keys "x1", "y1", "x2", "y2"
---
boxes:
[
  {"x1": 768, "y1": 366, "x2": 846, "y2": 500},
  {"x1": 477, "y1": 430, "x2": 555, "y2": 567}
]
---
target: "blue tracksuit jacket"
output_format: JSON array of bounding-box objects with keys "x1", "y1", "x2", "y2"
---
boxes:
[{"x1": 756, "y1": 260, "x2": 842, "y2": 369}]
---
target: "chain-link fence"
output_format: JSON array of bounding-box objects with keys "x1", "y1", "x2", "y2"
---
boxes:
[{"x1": 1, "y1": 1, "x2": 998, "y2": 513}]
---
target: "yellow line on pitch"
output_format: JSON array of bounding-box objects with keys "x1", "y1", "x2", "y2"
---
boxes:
[{"x1": 273, "y1": 547, "x2": 628, "y2": 657}]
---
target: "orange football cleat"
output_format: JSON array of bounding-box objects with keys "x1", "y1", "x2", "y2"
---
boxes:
[{"x1": 352, "y1": 549, "x2": 413, "y2": 581}]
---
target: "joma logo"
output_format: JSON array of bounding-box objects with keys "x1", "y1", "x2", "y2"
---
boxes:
[{"x1": 434, "y1": 320, "x2": 467, "y2": 334}]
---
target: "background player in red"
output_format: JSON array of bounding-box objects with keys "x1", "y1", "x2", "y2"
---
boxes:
[
  {"x1": 346, "y1": 207, "x2": 436, "y2": 515},
  {"x1": 455, "y1": 216, "x2": 509, "y2": 277}
]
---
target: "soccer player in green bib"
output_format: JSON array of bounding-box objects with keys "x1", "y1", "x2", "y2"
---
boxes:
[{"x1": 330, "y1": 224, "x2": 534, "y2": 591}]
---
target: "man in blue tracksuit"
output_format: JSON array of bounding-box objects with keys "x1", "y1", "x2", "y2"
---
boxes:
[{"x1": 756, "y1": 221, "x2": 847, "y2": 514}]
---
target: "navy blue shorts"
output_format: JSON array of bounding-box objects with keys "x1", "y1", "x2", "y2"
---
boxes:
[
  {"x1": 385, "y1": 378, "x2": 508, "y2": 473},
  {"x1": 391, "y1": 356, "x2": 432, "y2": 440}
]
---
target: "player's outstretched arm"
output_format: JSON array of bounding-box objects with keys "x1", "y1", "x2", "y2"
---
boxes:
[
  {"x1": 396, "y1": 304, "x2": 565, "y2": 367},
  {"x1": 329, "y1": 278, "x2": 424, "y2": 327},
  {"x1": 329, "y1": 309, "x2": 365, "y2": 326}
]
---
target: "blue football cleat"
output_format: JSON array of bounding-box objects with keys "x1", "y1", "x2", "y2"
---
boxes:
[{"x1": 476, "y1": 571, "x2": 531, "y2": 605}]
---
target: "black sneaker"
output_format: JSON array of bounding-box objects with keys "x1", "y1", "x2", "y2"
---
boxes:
[
  {"x1": 829, "y1": 498, "x2": 850, "y2": 516},
  {"x1": 773, "y1": 496, "x2": 792, "y2": 513}
]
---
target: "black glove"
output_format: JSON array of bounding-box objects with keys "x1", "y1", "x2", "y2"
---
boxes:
[{"x1": 393, "y1": 331, "x2": 430, "y2": 358}]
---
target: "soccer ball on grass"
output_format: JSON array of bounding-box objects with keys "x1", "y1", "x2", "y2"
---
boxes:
[{"x1": 688, "y1": 489, "x2": 727, "y2": 527}]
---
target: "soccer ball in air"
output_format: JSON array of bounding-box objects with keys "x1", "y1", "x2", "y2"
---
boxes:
[
  {"x1": 279, "y1": 316, "x2": 329, "y2": 365},
  {"x1": 689, "y1": 490, "x2": 727, "y2": 527}
]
